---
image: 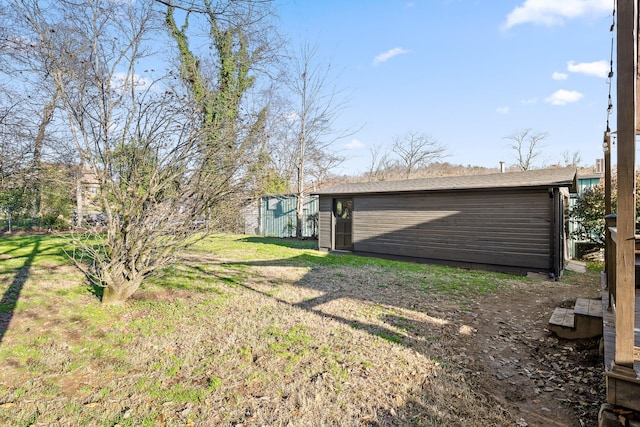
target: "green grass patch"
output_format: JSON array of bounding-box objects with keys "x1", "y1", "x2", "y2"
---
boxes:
[
  {"x1": 375, "y1": 331, "x2": 404, "y2": 344},
  {"x1": 137, "y1": 377, "x2": 216, "y2": 404},
  {"x1": 587, "y1": 261, "x2": 604, "y2": 272},
  {"x1": 196, "y1": 235, "x2": 520, "y2": 300},
  {"x1": 418, "y1": 265, "x2": 517, "y2": 298},
  {"x1": 264, "y1": 325, "x2": 313, "y2": 360}
]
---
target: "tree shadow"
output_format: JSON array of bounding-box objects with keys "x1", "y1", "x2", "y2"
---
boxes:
[
  {"x1": 212, "y1": 253, "x2": 523, "y2": 424},
  {"x1": 87, "y1": 281, "x2": 104, "y2": 300},
  {"x1": 217, "y1": 254, "x2": 522, "y2": 424},
  {"x1": 0, "y1": 238, "x2": 40, "y2": 344},
  {"x1": 237, "y1": 236, "x2": 318, "y2": 250},
  {"x1": 222, "y1": 254, "x2": 470, "y2": 358}
]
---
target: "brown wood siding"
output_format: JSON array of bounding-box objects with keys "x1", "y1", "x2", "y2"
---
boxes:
[
  {"x1": 318, "y1": 196, "x2": 333, "y2": 250},
  {"x1": 352, "y1": 189, "x2": 552, "y2": 270}
]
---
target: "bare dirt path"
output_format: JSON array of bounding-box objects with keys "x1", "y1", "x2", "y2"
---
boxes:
[{"x1": 455, "y1": 274, "x2": 604, "y2": 426}]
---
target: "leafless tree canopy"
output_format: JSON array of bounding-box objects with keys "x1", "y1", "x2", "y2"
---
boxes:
[
  {"x1": 0, "y1": 3, "x2": 88, "y2": 234},
  {"x1": 563, "y1": 150, "x2": 581, "y2": 167},
  {"x1": 273, "y1": 41, "x2": 352, "y2": 237},
  {"x1": 391, "y1": 131, "x2": 447, "y2": 179},
  {"x1": 365, "y1": 144, "x2": 393, "y2": 182},
  {"x1": 505, "y1": 128, "x2": 548, "y2": 171}
]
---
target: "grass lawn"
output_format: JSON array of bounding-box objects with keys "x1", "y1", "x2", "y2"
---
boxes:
[{"x1": 0, "y1": 233, "x2": 597, "y2": 426}]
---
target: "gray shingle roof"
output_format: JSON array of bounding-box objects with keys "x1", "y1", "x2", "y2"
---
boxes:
[{"x1": 312, "y1": 167, "x2": 577, "y2": 195}]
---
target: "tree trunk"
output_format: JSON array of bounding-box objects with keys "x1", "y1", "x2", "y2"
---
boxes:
[
  {"x1": 296, "y1": 192, "x2": 303, "y2": 238},
  {"x1": 101, "y1": 275, "x2": 143, "y2": 304},
  {"x1": 296, "y1": 157, "x2": 305, "y2": 238},
  {"x1": 32, "y1": 93, "x2": 58, "y2": 217},
  {"x1": 75, "y1": 162, "x2": 83, "y2": 228}
]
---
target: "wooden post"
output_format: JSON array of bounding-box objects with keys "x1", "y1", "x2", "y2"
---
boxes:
[
  {"x1": 605, "y1": 214, "x2": 617, "y2": 302},
  {"x1": 614, "y1": 0, "x2": 637, "y2": 368}
]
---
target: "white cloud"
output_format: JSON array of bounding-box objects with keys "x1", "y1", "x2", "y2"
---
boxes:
[
  {"x1": 567, "y1": 60, "x2": 609, "y2": 78},
  {"x1": 111, "y1": 72, "x2": 152, "y2": 91},
  {"x1": 284, "y1": 111, "x2": 299, "y2": 122},
  {"x1": 521, "y1": 98, "x2": 538, "y2": 104},
  {"x1": 372, "y1": 47, "x2": 410, "y2": 66},
  {"x1": 345, "y1": 139, "x2": 365, "y2": 150},
  {"x1": 503, "y1": 0, "x2": 610, "y2": 29},
  {"x1": 496, "y1": 107, "x2": 509, "y2": 114},
  {"x1": 545, "y1": 89, "x2": 583, "y2": 105},
  {"x1": 552, "y1": 72, "x2": 568, "y2": 80}
]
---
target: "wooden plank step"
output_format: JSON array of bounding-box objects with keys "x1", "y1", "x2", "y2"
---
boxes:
[
  {"x1": 549, "y1": 303, "x2": 603, "y2": 339},
  {"x1": 549, "y1": 307, "x2": 574, "y2": 328},
  {"x1": 574, "y1": 297, "x2": 603, "y2": 318}
]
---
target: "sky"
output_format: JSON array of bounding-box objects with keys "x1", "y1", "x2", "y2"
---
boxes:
[{"x1": 275, "y1": 0, "x2": 617, "y2": 175}]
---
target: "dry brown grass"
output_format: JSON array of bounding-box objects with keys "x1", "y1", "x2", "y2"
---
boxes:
[{"x1": 0, "y1": 234, "x2": 601, "y2": 426}]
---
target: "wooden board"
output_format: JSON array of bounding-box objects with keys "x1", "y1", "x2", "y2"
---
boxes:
[
  {"x1": 549, "y1": 307, "x2": 574, "y2": 328},
  {"x1": 574, "y1": 298, "x2": 603, "y2": 318}
]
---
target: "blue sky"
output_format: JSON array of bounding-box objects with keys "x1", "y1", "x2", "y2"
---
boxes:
[{"x1": 275, "y1": 0, "x2": 616, "y2": 175}]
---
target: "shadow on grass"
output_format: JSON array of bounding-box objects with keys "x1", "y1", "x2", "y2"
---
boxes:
[
  {"x1": 87, "y1": 281, "x2": 104, "y2": 300},
  {"x1": 237, "y1": 236, "x2": 318, "y2": 250},
  {"x1": 0, "y1": 238, "x2": 40, "y2": 344},
  {"x1": 141, "y1": 263, "x2": 234, "y2": 296},
  {"x1": 0, "y1": 234, "x2": 69, "y2": 260},
  {"x1": 220, "y1": 254, "x2": 455, "y2": 347},
  {"x1": 63, "y1": 243, "x2": 103, "y2": 301},
  {"x1": 231, "y1": 275, "x2": 453, "y2": 368}
]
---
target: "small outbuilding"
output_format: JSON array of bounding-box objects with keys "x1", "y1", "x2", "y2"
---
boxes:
[{"x1": 313, "y1": 168, "x2": 577, "y2": 278}]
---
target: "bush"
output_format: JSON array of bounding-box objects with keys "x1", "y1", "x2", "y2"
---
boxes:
[
  {"x1": 39, "y1": 214, "x2": 70, "y2": 230},
  {"x1": 571, "y1": 185, "x2": 607, "y2": 248},
  {"x1": 571, "y1": 171, "x2": 640, "y2": 250}
]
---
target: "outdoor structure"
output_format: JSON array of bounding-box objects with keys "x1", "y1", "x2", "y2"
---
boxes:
[
  {"x1": 80, "y1": 167, "x2": 99, "y2": 201},
  {"x1": 599, "y1": 0, "x2": 640, "y2": 419},
  {"x1": 313, "y1": 168, "x2": 577, "y2": 277},
  {"x1": 241, "y1": 195, "x2": 319, "y2": 238}
]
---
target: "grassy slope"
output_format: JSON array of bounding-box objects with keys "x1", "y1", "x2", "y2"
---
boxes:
[{"x1": 0, "y1": 234, "x2": 536, "y2": 426}]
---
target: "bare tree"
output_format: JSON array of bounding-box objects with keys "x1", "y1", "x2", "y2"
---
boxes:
[
  {"x1": 562, "y1": 150, "x2": 581, "y2": 167},
  {"x1": 392, "y1": 131, "x2": 447, "y2": 179},
  {"x1": 366, "y1": 144, "x2": 392, "y2": 182},
  {"x1": 0, "y1": 3, "x2": 69, "y2": 219},
  {"x1": 0, "y1": 91, "x2": 34, "y2": 225},
  {"x1": 306, "y1": 148, "x2": 345, "y2": 186},
  {"x1": 164, "y1": 0, "x2": 276, "y2": 205},
  {"x1": 13, "y1": 0, "x2": 275, "y2": 303},
  {"x1": 283, "y1": 42, "x2": 351, "y2": 238},
  {"x1": 505, "y1": 128, "x2": 548, "y2": 171},
  {"x1": 264, "y1": 102, "x2": 297, "y2": 188}
]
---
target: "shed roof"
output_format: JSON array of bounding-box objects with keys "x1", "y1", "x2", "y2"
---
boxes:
[{"x1": 312, "y1": 167, "x2": 577, "y2": 195}]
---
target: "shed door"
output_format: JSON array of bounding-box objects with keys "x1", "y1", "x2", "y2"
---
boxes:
[{"x1": 334, "y1": 198, "x2": 353, "y2": 250}]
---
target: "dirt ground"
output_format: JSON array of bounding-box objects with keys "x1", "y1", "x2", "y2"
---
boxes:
[{"x1": 452, "y1": 271, "x2": 604, "y2": 427}]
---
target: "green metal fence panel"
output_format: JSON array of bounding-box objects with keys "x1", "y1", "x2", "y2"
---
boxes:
[{"x1": 260, "y1": 195, "x2": 318, "y2": 238}]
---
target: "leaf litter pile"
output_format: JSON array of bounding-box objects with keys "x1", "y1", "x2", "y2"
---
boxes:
[{"x1": 0, "y1": 235, "x2": 604, "y2": 426}]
